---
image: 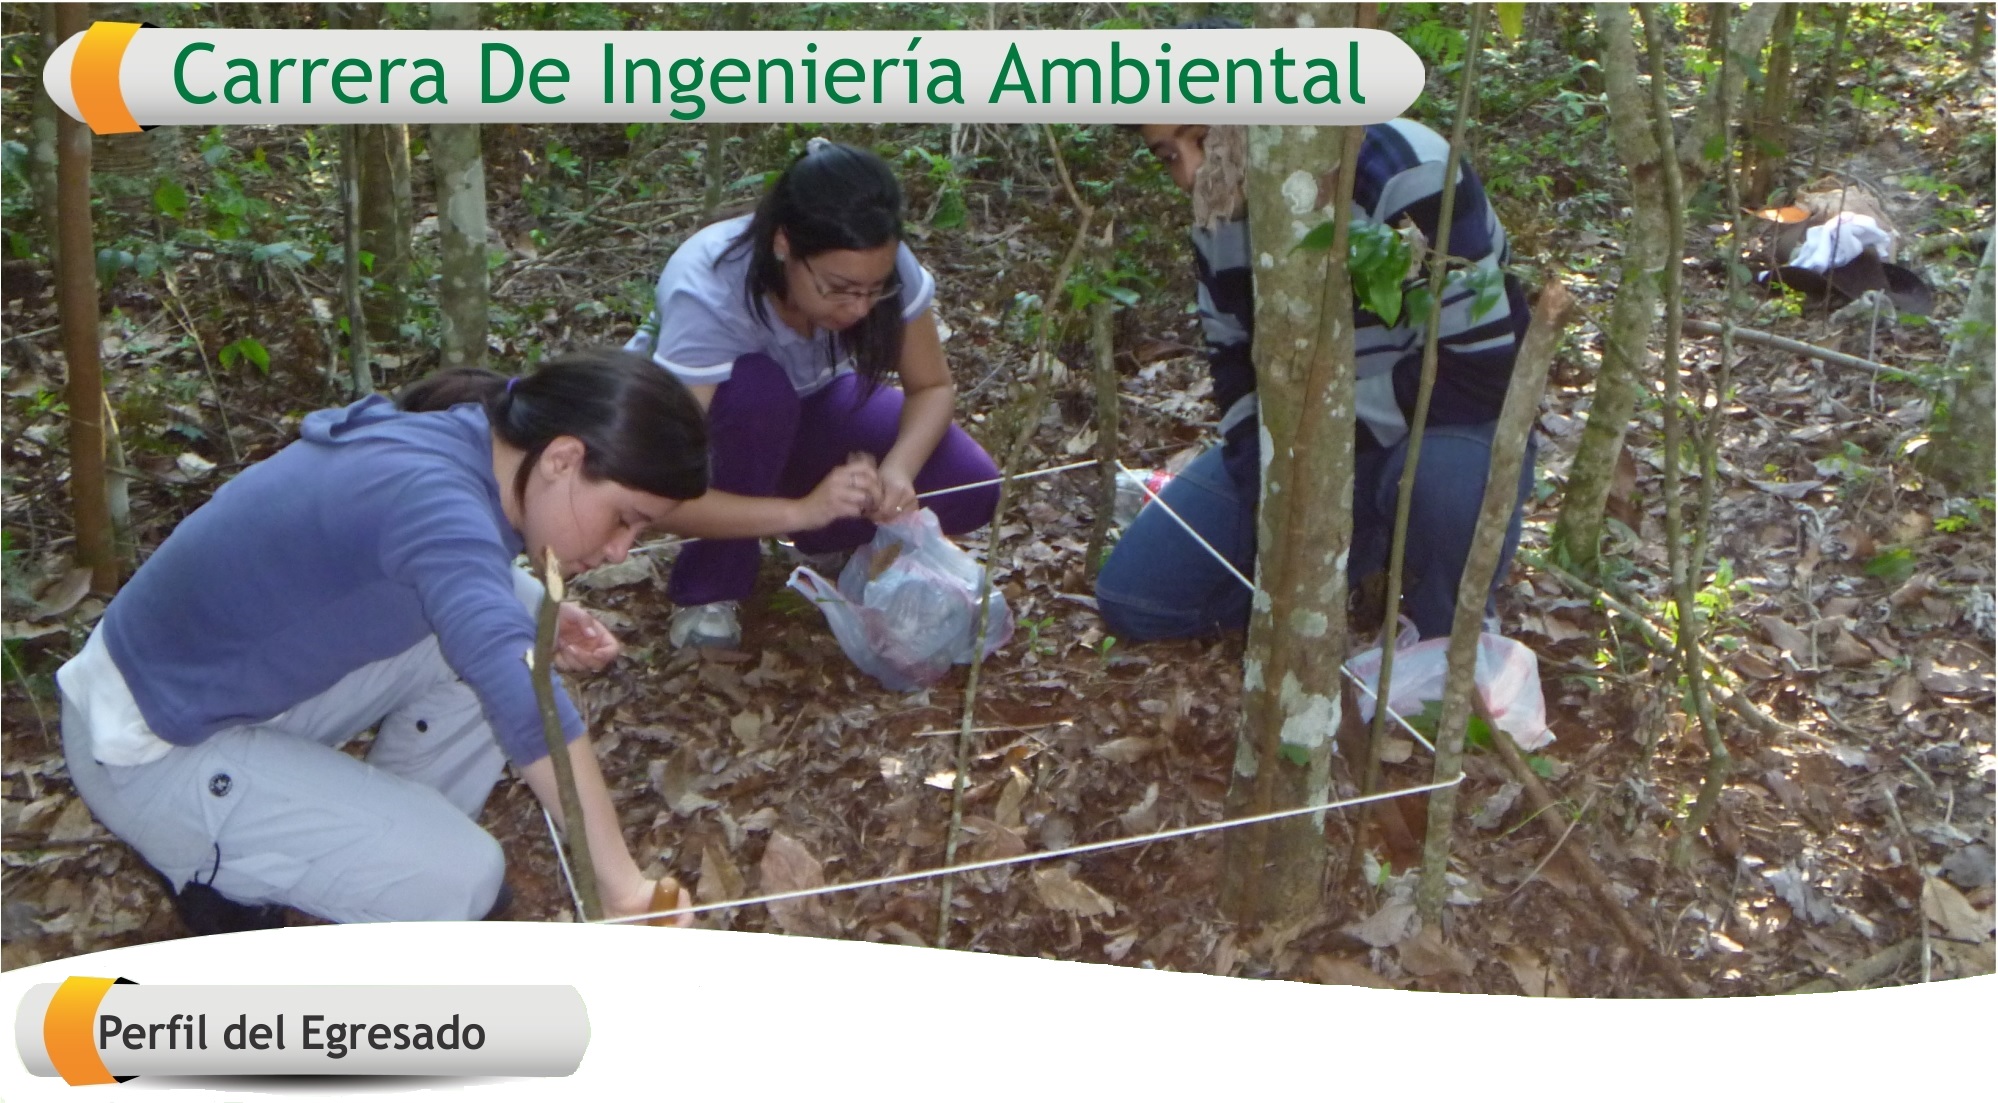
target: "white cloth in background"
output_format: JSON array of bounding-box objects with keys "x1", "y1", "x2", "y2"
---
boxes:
[{"x1": 1787, "y1": 212, "x2": 1896, "y2": 272}]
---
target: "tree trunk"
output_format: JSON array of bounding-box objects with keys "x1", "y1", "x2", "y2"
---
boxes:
[
  {"x1": 1682, "y1": 3, "x2": 1781, "y2": 181},
  {"x1": 1747, "y1": 4, "x2": 1799, "y2": 206},
  {"x1": 1921, "y1": 233, "x2": 1996, "y2": 495},
  {"x1": 30, "y1": 8, "x2": 61, "y2": 268},
  {"x1": 1416, "y1": 280, "x2": 1574, "y2": 919},
  {"x1": 1552, "y1": 3, "x2": 1671, "y2": 575},
  {"x1": 431, "y1": 2, "x2": 489, "y2": 372},
  {"x1": 339, "y1": 122, "x2": 374, "y2": 396},
  {"x1": 52, "y1": 3, "x2": 118, "y2": 593},
  {"x1": 1217, "y1": 3, "x2": 1363, "y2": 929},
  {"x1": 340, "y1": 4, "x2": 412, "y2": 349},
  {"x1": 356, "y1": 121, "x2": 412, "y2": 347}
]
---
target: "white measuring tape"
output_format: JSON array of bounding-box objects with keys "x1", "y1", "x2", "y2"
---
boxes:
[
  {"x1": 546, "y1": 449, "x2": 1455, "y2": 921},
  {"x1": 599, "y1": 773, "x2": 1463, "y2": 926}
]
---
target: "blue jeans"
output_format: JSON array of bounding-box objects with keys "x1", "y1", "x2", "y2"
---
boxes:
[{"x1": 1095, "y1": 422, "x2": 1536, "y2": 641}]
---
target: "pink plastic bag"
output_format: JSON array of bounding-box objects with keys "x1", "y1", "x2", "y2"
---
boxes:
[
  {"x1": 1345, "y1": 633, "x2": 1554, "y2": 751},
  {"x1": 787, "y1": 509, "x2": 1014, "y2": 692}
]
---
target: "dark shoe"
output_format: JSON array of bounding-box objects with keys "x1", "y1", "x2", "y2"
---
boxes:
[
  {"x1": 168, "y1": 879, "x2": 288, "y2": 937},
  {"x1": 482, "y1": 882, "x2": 515, "y2": 922}
]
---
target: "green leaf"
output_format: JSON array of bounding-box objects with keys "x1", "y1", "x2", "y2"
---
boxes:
[
  {"x1": 153, "y1": 178, "x2": 190, "y2": 220},
  {"x1": 1293, "y1": 220, "x2": 1338, "y2": 254},
  {"x1": 1863, "y1": 547, "x2": 1916, "y2": 584},
  {"x1": 1525, "y1": 754, "x2": 1556, "y2": 779},
  {"x1": 1495, "y1": 3, "x2": 1525, "y2": 39},
  {"x1": 1278, "y1": 743, "x2": 1311, "y2": 767},
  {"x1": 1703, "y1": 133, "x2": 1727, "y2": 163},
  {"x1": 220, "y1": 336, "x2": 270, "y2": 375}
]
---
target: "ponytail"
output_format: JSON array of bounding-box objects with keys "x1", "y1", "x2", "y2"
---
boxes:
[{"x1": 397, "y1": 351, "x2": 709, "y2": 506}]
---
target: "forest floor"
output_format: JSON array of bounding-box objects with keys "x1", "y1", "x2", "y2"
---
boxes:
[{"x1": 3, "y1": 19, "x2": 1994, "y2": 997}]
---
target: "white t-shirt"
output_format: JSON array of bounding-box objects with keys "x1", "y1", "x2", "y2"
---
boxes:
[{"x1": 625, "y1": 214, "x2": 937, "y2": 397}]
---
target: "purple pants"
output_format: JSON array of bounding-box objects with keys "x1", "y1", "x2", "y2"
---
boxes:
[{"x1": 667, "y1": 354, "x2": 1003, "y2": 606}]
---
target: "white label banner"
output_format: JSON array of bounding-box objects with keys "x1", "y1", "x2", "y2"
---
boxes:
[
  {"x1": 46, "y1": 28, "x2": 1425, "y2": 130},
  {"x1": 15, "y1": 982, "x2": 587, "y2": 1079}
]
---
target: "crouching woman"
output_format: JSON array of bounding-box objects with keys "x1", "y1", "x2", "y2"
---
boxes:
[{"x1": 57, "y1": 351, "x2": 704, "y2": 929}]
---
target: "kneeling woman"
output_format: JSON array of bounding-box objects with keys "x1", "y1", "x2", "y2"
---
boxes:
[
  {"x1": 58, "y1": 352, "x2": 704, "y2": 928},
  {"x1": 626, "y1": 138, "x2": 1001, "y2": 650}
]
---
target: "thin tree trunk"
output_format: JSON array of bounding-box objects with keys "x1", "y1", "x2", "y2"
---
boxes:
[
  {"x1": 1682, "y1": 3, "x2": 1780, "y2": 181},
  {"x1": 356, "y1": 120, "x2": 413, "y2": 347},
  {"x1": 1364, "y1": 2, "x2": 1487, "y2": 795},
  {"x1": 53, "y1": 3, "x2": 118, "y2": 593},
  {"x1": 1747, "y1": 4, "x2": 1799, "y2": 206},
  {"x1": 340, "y1": 123, "x2": 374, "y2": 395},
  {"x1": 1552, "y1": 3, "x2": 1669, "y2": 574},
  {"x1": 1921, "y1": 233, "x2": 1997, "y2": 495},
  {"x1": 431, "y1": 2, "x2": 488, "y2": 372},
  {"x1": 1416, "y1": 280, "x2": 1574, "y2": 919},
  {"x1": 1219, "y1": 3, "x2": 1366, "y2": 929},
  {"x1": 1642, "y1": 7, "x2": 1729, "y2": 868},
  {"x1": 1085, "y1": 220, "x2": 1119, "y2": 579},
  {"x1": 30, "y1": 8, "x2": 61, "y2": 268},
  {"x1": 339, "y1": 4, "x2": 412, "y2": 350}
]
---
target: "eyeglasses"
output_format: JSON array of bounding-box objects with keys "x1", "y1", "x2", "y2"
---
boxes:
[{"x1": 797, "y1": 255, "x2": 901, "y2": 307}]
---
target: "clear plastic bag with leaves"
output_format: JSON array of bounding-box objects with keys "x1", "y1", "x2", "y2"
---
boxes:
[{"x1": 787, "y1": 509, "x2": 1013, "y2": 692}]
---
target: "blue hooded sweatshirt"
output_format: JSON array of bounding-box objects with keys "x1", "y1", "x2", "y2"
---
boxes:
[{"x1": 98, "y1": 394, "x2": 584, "y2": 767}]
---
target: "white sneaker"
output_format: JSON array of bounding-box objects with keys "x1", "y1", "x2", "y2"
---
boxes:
[{"x1": 669, "y1": 601, "x2": 741, "y2": 650}]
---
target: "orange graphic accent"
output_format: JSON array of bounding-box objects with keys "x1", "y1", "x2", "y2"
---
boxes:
[
  {"x1": 71, "y1": 21, "x2": 143, "y2": 136},
  {"x1": 44, "y1": 976, "x2": 120, "y2": 1086}
]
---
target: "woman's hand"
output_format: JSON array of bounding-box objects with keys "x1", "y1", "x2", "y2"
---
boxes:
[
  {"x1": 553, "y1": 603, "x2": 620, "y2": 673},
  {"x1": 796, "y1": 453, "x2": 880, "y2": 531},
  {"x1": 608, "y1": 876, "x2": 696, "y2": 928},
  {"x1": 870, "y1": 462, "x2": 920, "y2": 524}
]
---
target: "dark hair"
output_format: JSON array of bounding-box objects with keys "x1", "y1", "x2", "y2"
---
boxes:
[
  {"x1": 720, "y1": 140, "x2": 907, "y2": 389},
  {"x1": 397, "y1": 350, "x2": 709, "y2": 508}
]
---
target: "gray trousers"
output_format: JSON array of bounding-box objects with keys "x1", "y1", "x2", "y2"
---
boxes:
[{"x1": 58, "y1": 579, "x2": 550, "y2": 923}]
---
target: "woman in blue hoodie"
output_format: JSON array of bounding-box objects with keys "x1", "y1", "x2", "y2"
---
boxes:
[{"x1": 57, "y1": 351, "x2": 707, "y2": 930}]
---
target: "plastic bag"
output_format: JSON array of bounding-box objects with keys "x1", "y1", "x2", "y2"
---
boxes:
[
  {"x1": 1345, "y1": 633, "x2": 1553, "y2": 751},
  {"x1": 787, "y1": 508, "x2": 1014, "y2": 692}
]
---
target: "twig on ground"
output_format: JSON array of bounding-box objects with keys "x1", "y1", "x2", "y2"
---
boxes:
[
  {"x1": 1487, "y1": 718, "x2": 1699, "y2": 997},
  {"x1": 1682, "y1": 319, "x2": 1903, "y2": 375}
]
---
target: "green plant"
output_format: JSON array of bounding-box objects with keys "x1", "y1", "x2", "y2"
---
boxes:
[
  {"x1": 1935, "y1": 497, "x2": 1994, "y2": 534},
  {"x1": 1864, "y1": 547, "x2": 1917, "y2": 585},
  {"x1": 1021, "y1": 615, "x2": 1057, "y2": 656}
]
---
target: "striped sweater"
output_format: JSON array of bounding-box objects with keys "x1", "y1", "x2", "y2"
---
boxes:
[{"x1": 1194, "y1": 117, "x2": 1530, "y2": 496}]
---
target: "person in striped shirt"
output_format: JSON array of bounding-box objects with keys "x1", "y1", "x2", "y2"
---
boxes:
[{"x1": 1096, "y1": 118, "x2": 1537, "y2": 641}]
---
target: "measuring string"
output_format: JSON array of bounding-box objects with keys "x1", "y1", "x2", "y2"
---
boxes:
[{"x1": 598, "y1": 773, "x2": 1463, "y2": 926}]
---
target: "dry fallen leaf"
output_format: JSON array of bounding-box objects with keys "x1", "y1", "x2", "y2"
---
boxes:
[
  {"x1": 1030, "y1": 866, "x2": 1117, "y2": 918},
  {"x1": 1311, "y1": 955, "x2": 1396, "y2": 989},
  {"x1": 1733, "y1": 649, "x2": 1784, "y2": 681},
  {"x1": 730, "y1": 707, "x2": 772, "y2": 749},
  {"x1": 959, "y1": 815, "x2": 1028, "y2": 861},
  {"x1": 759, "y1": 832, "x2": 838, "y2": 938},
  {"x1": 43, "y1": 799, "x2": 101, "y2": 844},
  {"x1": 1501, "y1": 946, "x2": 1569, "y2": 997},
  {"x1": 1828, "y1": 629, "x2": 1876, "y2": 667},
  {"x1": 652, "y1": 749, "x2": 717, "y2": 816},
  {"x1": 1921, "y1": 876, "x2": 1995, "y2": 944},
  {"x1": 1342, "y1": 900, "x2": 1419, "y2": 948},
  {"x1": 697, "y1": 839, "x2": 746, "y2": 906},
  {"x1": 1395, "y1": 928, "x2": 1474, "y2": 977},
  {"x1": 1091, "y1": 736, "x2": 1158, "y2": 764},
  {"x1": 31, "y1": 566, "x2": 94, "y2": 620},
  {"x1": 1759, "y1": 615, "x2": 1813, "y2": 657},
  {"x1": 1886, "y1": 675, "x2": 1922, "y2": 714}
]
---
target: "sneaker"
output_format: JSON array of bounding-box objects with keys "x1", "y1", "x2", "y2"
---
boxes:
[
  {"x1": 165, "y1": 877, "x2": 288, "y2": 937},
  {"x1": 669, "y1": 601, "x2": 741, "y2": 650}
]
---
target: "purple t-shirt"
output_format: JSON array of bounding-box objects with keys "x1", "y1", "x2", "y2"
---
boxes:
[
  {"x1": 97, "y1": 395, "x2": 585, "y2": 768},
  {"x1": 625, "y1": 214, "x2": 937, "y2": 396}
]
